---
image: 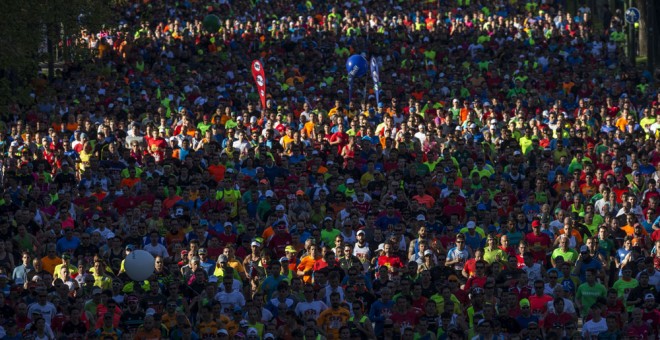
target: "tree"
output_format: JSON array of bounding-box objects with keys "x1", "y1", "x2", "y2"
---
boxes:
[
  {"x1": 638, "y1": 0, "x2": 648, "y2": 57},
  {"x1": 0, "y1": 0, "x2": 113, "y2": 81}
]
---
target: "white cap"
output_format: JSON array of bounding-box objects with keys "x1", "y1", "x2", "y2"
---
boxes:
[
  {"x1": 416, "y1": 214, "x2": 426, "y2": 221},
  {"x1": 276, "y1": 204, "x2": 285, "y2": 211},
  {"x1": 467, "y1": 221, "x2": 476, "y2": 229},
  {"x1": 247, "y1": 327, "x2": 258, "y2": 336},
  {"x1": 513, "y1": 150, "x2": 522, "y2": 156},
  {"x1": 265, "y1": 190, "x2": 274, "y2": 198},
  {"x1": 346, "y1": 178, "x2": 355, "y2": 184}
]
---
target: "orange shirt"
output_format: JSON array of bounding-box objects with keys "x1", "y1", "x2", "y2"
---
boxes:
[
  {"x1": 120, "y1": 177, "x2": 141, "y2": 189},
  {"x1": 41, "y1": 256, "x2": 63, "y2": 275},
  {"x1": 303, "y1": 122, "x2": 315, "y2": 137},
  {"x1": 297, "y1": 255, "x2": 318, "y2": 283},
  {"x1": 615, "y1": 117, "x2": 629, "y2": 132},
  {"x1": 620, "y1": 224, "x2": 638, "y2": 237},
  {"x1": 413, "y1": 194, "x2": 435, "y2": 209},
  {"x1": 558, "y1": 229, "x2": 583, "y2": 245}
]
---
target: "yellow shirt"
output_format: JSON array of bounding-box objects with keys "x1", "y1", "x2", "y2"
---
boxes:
[{"x1": 318, "y1": 307, "x2": 350, "y2": 339}]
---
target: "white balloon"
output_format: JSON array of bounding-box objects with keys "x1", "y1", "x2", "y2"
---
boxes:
[{"x1": 124, "y1": 250, "x2": 155, "y2": 281}]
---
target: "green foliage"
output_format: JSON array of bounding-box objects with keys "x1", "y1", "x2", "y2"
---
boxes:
[
  {"x1": 0, "y1": 0, "x2": 113, "y2": 72},
  {"x1": 0, "y1": 0, "x2": 114, "y2": 104}
]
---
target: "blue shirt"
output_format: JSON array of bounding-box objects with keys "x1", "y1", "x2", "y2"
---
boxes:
[
  {"x1": 369, "y1": 299, "x2": 395, "y2": 336},
  {"x1": 56, "y1": 236, "x2": 81, "y2": 255}
]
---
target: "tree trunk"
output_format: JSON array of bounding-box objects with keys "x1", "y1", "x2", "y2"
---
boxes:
[
  {"x1": 638, "y1": 0, "x2": 648, "y2": 56},
  {"x1": 47, "y1": 23, "x2": 54, "y2": 81}
]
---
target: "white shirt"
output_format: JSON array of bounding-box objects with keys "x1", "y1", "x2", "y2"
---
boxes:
[
  {"x1": 582, "y1": 317, "x2": 607, "y2": 337},
  {"x1": 93, "y1": 227, "x2": 115, "y2": 241},
  {"x1": 546, "y1": 298, "x2": 576, "y2": 315},
  {"x1": 143, "y1": 243, "x2": 169, "y2": 258},
  {"x1": 523, "y1": 263, "x2": 543, "y2": 286},
  {"x1": 353, "y1": 243, "x2": 371, "y2": 263},
  {"x1": 216, "y1": 278, "x2": 243, "y2": 293},
  {"x1": 27, "y1": 302, "x2": 57, "y2": 325},
  {"x1": 295, "y1": 300, "x2": 328, "y2": 319},
  {"x1": 214, "y1": 290, "x2": 246, "y2": 313},
  {"x1": 323, "y1": 285, "x2": 345, "y2": 306}
]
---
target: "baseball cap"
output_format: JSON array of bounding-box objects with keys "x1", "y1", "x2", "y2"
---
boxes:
[
  {"x1": 279, "y1": 257, "x2": 289, "y2": 263},
  {"x1": 145, "y1": 308, "x2": 156, "y2": 316},
  {"x1": 467, "y1": 221, "x2": 476, "y2": 229},
  {"x1": 276, "y1": 204, "x2": 285, "y2": 211},
  {"x1": 218, "y1": 255, "x2": 228, "y2": 263},
  {"x1": 265, "y1": 190, "x2": 274, "y2": 198},
  {"x1": 579, "y1": 245, "x2": 589, "y2": 253},
  {"x1": 531, "y1": 220, "x2": 540, "y2": 227},
  {"x1": 127, "y1": 295, "x2": 139, "y2": 302},
  {"x1": 125, "y1": 245, "x2": 134, "y2": 251},
  {"x1": 519, "y1": 298, "x2": 530, "y2": 308},
  {"x1": 416, "y1": 214, "x2": 426, "y2": 221},
  {"x1": 346, "y1": 178, "x2": 355, "y2": 184},
  {"x1": 264, "y1": 334, "x2": 275, "y2": 340},
  {"x1": 198, "y1": 248, "x2": 207, "y2": 255},
  {"x1": 285, "y1": 245, "x2": 296, "y2": 253},
  {"x1": 424, "y1": 250, "x2": 433, "y2": 256},
  {"x1": 251, "y1": 241, "x2": 261, "y2": 247},
  {"x1": 644, "y1": 293, "x2": 656, "y2": 301},
  {"x1": 357, "y1": 230, "x2": 366, "y2": 236},
  {"x1": 217, "y1": 329, "x2": 229, "y2": 335},
  {"x1": 513, "y1": 150, "x2": 522, "y2": 156},
  {"x1": 92, "y1": 288, "x2": 102, "y2": 295},
  {"x1": 247, "y1": 328, "x2": 258, "y2": 336},
  {"x1": 296, "y1": 190, "x2": 304, "y2": 196}
]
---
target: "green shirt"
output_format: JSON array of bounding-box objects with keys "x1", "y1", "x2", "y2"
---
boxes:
[
  {"x1": 612, "y1": 278, "x2": 639, "y2": 311},
  {"x1": 552, "y1": 248, "x2": 579, "y2": 264},
  {"x1": 576, "y1": 282, "x2": 607, "y2": 316},
  {"x1": 321, "y1": 228, "x2": 341, "y2": 247}
]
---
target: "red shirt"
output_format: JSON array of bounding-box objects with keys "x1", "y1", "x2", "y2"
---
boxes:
[
  {"x1": 524, "y1": 232, "x2": 551, "y2": 264},
  {"x1": 390, "y1": 308, "x2": 422, "y2": 329},
  {"x1": 329, "y1": 131, "x2": 348, "y2": 154},
  {"x1": 528, "y1": 294, "x2": 553, "y2": 318},
  {"x1": 268, "y1": 232, "x2": 293, "y2": 258},
  {"x1": 464, "y1": 276, "x2": 487, "y2": 292},
  {"x1": 377, "y1": 255, "x2": 404, "y2": 270},
  {"x1": 217, "y1": 232, "x2": 237, "y2": 249},
  {"x1": 463, "y1": 259, "x2": 477, "y2": 277},
  {"x1": 543, "y1": 312, "x2": 574, "y2": 330}
]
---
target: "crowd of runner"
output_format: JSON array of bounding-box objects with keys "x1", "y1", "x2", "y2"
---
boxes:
[{"x1": 1, "y1": 0, "x2": 660, "y2": 339}]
